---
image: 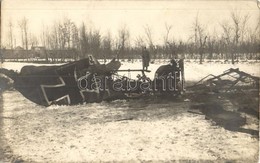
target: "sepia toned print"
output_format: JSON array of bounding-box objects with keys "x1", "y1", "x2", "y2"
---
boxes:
[{"x1": 0, "y1": 0, "x2": 259, "y2": 162}]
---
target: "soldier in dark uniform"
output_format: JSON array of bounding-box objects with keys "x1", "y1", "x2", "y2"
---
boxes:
[{"x1": 142, "y1": 46, "x2": 150, "y2": 70}]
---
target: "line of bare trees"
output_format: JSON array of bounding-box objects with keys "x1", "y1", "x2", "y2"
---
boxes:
[{"x1": 3, "y1": 11, "x2": 260, "y2": 64}]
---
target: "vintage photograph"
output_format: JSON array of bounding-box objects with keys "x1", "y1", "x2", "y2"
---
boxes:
[{"x1": 0, "y1": 0, "x2": 259, "y2": 162}]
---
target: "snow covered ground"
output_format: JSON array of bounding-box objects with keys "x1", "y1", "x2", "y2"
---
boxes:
[
  {"x1": 0, "y1": 60, "x2": 259, "y2": 162},
  {"x1": 1, "y1": 91, "x2": 259, "y2": 162}
]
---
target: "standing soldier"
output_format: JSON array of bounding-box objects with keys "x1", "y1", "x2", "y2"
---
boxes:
[{"x1": 142, "y1": 46, "x2": 150, "y2": 70}]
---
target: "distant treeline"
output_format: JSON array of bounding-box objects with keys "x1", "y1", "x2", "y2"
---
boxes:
[
  {"x1": 2, "y1": 11, "x2": 260, "y2": 64},
  {"x1": 1, "y1": 45, "x2": 259, "y2": 63}
]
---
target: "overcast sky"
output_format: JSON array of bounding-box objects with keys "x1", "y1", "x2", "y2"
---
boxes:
[{"x1": 1, "y1": 0, "x2": 259, "y2": 47}]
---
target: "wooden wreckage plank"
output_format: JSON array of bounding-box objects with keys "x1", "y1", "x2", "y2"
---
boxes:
[
  {"x1": 189, "y1": 68, "x2": 259, "y2": 91},
  {"x1": 115, "y1": 69, "x2": 151, "y2": 72}
]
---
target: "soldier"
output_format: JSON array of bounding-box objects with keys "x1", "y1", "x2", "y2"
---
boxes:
[{"x1": 142, "y1": 46, "x2": 150, "y2": 70}]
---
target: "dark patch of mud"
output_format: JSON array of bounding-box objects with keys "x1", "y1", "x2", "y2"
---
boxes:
[
  {"x1": 189, "y1": 92, "x2": 259, "y2": 137},
  {"x1": 225, "y1": 91, "x2": 259, "y2": 118}
]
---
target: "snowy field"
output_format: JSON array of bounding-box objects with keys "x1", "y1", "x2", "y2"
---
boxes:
[{"x1": 0, "y1": 60, "x2": 259, "y2": 162}]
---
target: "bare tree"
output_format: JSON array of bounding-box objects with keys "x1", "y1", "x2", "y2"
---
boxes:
[
  {"x1": 17, "y1": 17, "x2": 29, "y2": 61},
  {"x1": 230, "y1": 11, "x2": 250, "y2": 43},
  {"x1": 45, "y1": 22, "x2": 60, "y2": 61},
  {"x1": 18, "y1": 17, "x2": 29, "y2": 50},
  {"x1": 134, "y1": 36, "x2": 145, "y2": 48},
  {"x1": 89, "y1": 29, "x2": 101, "y2": 57},
  {"x1": 143, "y1": 24, "x2": 157, "y2": 60},
  {"x1": 71, "y1": 23, "x2": 80, "y2": 50},
  {"x1": 143, "y1": 24, "x2": 153, "y2": 48},
  {"x1": 240, "y1": 14, "x2": 250, "y2": 43},
  {"x1": 63, "y1": 18, "x2": 74, "y2": 49},
  {"x1": 53, "y1": 22, "x2": 60, "y2": 50},
  {"x1": 41, "y1": 23, "x2": 47, "y2": 48},
  {"x1": 192, "y1": 14, "x2": 207, "y2": 64},
  {"x1": 231, "y1": 11, "x2": 251, "y2": 61},
  {"x1": 43, "y1": 20, "x2": 67, "y2": 61},
  {"x1": 101, "y1": 31, "x2": 113, "y2": 63},
  {"x1": 163, "y1": 23, "x2": 172, "y2": 45},
  {"x1": 7, "y1": 20, "x2": 14, "y2": 49},
  {"x1": 246, "y1": 14, "x2": 260, "y2": 60},
  {"x1": 29, "y1": 33, "x2": 39, "y2": 48},
  {"x1": 207, "y1": 36, "x2": 215, "y2": 61},
  {"x1": 44, "y1": 25, "x2": 52, "y2": 49},
  {"x1": 219, "y1": 11, "x2": 251, "y2": 64},
  {"x1": 231, "y1": 11, "x2": 240, "y2": 48},
  {"x1": 18, "y1": 20, "x2": 24, "y2": 49},
  {"x1": 220, "y1": 21, "x2": 233, "y2": 61},
  {"x1": 117, "y1": 24, "x2": 130, "y2": 59},
  {"x1": 79, "y1": 23, "x2": 89, "y2": 58},
  {"x1": 58, "y1": 23, "x2": 66, "y2": 50},
  {"x1": 163, "y1": 23, "x2": 173, "y2": 59},
  {"x1": 71, "y1": 23, "x2": 80, "y2": 60}
]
